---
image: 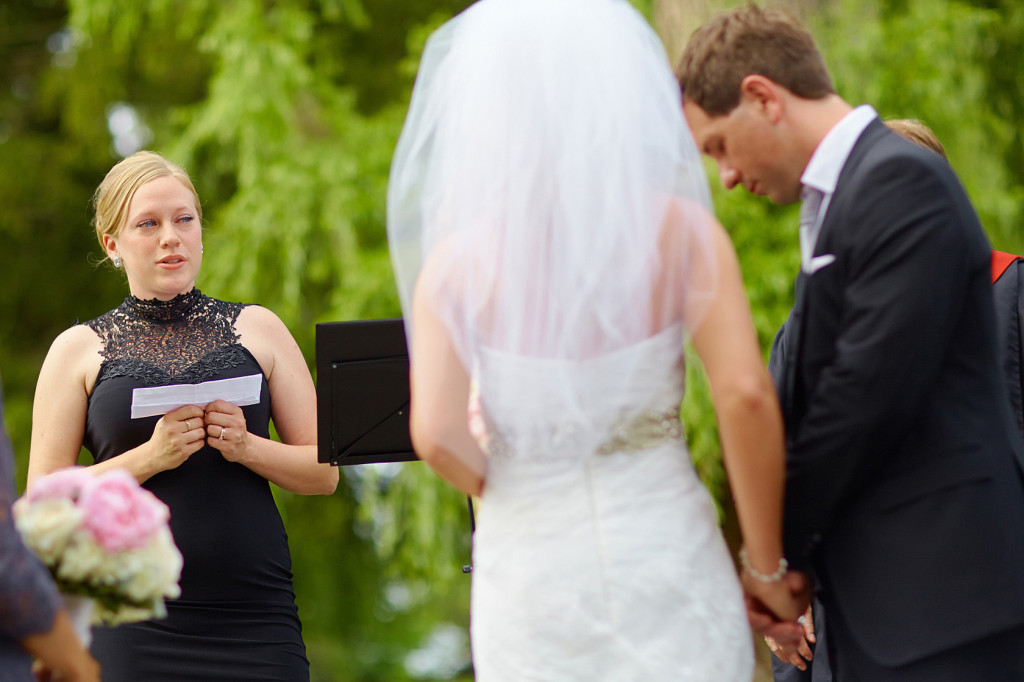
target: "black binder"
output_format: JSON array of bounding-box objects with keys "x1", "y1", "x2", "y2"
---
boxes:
[{"x1": 315, "y1": 318, "x2": 417, "y2": 465}]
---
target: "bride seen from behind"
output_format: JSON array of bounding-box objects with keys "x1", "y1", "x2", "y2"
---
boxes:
[{"x1": 387, "y1": 0, "x2": 805, "y2": 679}]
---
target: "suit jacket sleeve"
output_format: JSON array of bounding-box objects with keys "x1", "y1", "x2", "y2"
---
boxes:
[
  {"x1": 768, "y1": 312, "x2": 791, "y2": 390},
  {"x1": 0, "y1": 384, "x2": 60, "y2": 642},
  {"x1": 992, "y1": 259, "x2": 1024, "y2": 436},
  {"x1": 782, "y1": 150, "x2": 986, "y2": 564}
]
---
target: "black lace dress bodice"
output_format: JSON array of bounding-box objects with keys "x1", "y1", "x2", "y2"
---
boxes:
[
  {"x1": 87, "y1": 288, "x2": 251, "y2": 388},
  {"x1": 82, "y1": 289, "x2": 309, "y2": 681}
]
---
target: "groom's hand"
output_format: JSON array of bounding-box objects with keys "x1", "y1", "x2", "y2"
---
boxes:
[
  {"x1": 765, "y1": 603, "x2": 816, "y2": 670},
  {"x1": 743, "y1": 570, "x2": 812, "y2": 646}
]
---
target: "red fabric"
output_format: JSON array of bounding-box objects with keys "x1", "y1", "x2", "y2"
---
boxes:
[{"x1": 992, "y1": 250, "x2": 1020, "y2": 284}]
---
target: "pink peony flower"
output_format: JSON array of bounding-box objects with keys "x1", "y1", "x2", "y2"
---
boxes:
[
  {"x1": 78, "y1": 469, "x2": 169, "y2": 553},
  {"x1": 27, "y1": 467, "x2": 93, "y2": 504}
]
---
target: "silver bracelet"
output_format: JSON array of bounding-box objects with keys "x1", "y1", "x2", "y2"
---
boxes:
[{"x1": 739, "y1": 547, "x2": 788, "y2": 583}]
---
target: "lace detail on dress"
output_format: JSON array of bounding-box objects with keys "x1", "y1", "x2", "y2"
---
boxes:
[
  {"x1": 481, "y1": 408, "x2": 683, "y2": 460},
  {"x1": 595, "y1": 409, "x2": 683, "y2": 455},
  {"x1": 124, "y1": 288, "x2": 204, "y2": 321},
  {"x1": 86, "y1": 289, "x2": 251, "y2": 386}
]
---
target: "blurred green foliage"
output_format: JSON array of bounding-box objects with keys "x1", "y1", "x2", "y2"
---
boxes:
[
  {"x1": 683, "y1": 0, "x2": 1024, "y2": 519},
  {"x1": 0, "y1": 0, "x2": 1021, "y2": 679}
]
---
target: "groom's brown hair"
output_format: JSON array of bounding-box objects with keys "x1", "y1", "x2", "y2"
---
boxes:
[{"x1": 676, "y1": 3, "x2": 835, "y2": 116}]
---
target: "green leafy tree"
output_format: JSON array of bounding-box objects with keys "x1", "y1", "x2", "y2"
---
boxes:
[
  {"x1": 2, "y1": 0, "x2": 1021, "y2": 679},
  {"x1": 4, "y1": 1, "x2": 476, "y2": 679}
]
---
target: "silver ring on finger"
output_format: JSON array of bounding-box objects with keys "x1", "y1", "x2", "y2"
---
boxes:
[{"x1": 219, "y1": 426, "x2": 226, "y2": 440}]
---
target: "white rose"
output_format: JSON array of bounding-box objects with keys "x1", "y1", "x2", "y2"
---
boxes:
[
  {"x1": 125, "y1": 527, "x2": 182, "y2": 602},
  {"x1": 94, "y1": 547, "x2": 143, "y2": 586},
  {"x1": 99, "y1": 601, "x2": 156, "y2": 626},
  {"x1": 56, "y1": 533, "x2": 110, "y2": 584},
  {"x1": 13, "y1": 498, "x2": 83, "y2": 566}
]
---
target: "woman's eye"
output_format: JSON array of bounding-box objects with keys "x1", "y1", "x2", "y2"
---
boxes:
[
  {"x1": 138, "y1": 219, "x2": 156, "y2": 228},
  {"x1": 179, "y1": 215, "x2": 193, "y2": 223}
]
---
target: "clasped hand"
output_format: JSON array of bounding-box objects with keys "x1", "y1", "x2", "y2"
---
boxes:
[
  {"x1": 742, "y1": 569, "x2": 812, "y2": 652},
  {"x1": 764, "y1": 603, "x2": 816, "y2": 671},
  {"x1": 152, "y1": 402, "x2": 249, "y2": 471},
  {"x1": 201, "y1": 399, "x2": 249, "y2": 462}
]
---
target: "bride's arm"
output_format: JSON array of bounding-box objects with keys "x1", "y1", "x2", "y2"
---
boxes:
[
  {"x1": 688, "y1": 220, "x2": 803, "y2": 623},
  {"x1": 407, "y1": 279, "x2": 486, "y2": 498}
]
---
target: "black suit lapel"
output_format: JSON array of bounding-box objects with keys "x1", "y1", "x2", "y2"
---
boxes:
[
  {"x1": 782, "y1": 271, "x2": 809, "y2": 430},
  {"x1": 782, "y1": 119, "x2": 890, "y2": 427}
]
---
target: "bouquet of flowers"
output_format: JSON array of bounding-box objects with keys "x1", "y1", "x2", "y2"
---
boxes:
[{"x1": 13, "y1": 466, "x2": 182, "y2": 642}]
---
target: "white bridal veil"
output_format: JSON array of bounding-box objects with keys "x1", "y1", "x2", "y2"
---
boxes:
[{"x1": 388, "y1": 0, "x2": 718, "y2": 444}]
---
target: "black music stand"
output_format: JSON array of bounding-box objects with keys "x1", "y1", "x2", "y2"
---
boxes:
[
  {"x1": 315, "y1": 318, "x2": 417, "y2": 466},
  {"x1": 315, "y1": 317, "x2": 475, "y2": 573}
]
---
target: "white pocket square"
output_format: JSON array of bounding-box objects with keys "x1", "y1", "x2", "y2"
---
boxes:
[{"x1": 804, "y1": 254, "x2": 836, "y2": 275}]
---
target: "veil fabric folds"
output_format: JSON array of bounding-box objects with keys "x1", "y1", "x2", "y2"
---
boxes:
[{"x1": 388, "y1": 0, "x2": 719, "y2": 442}]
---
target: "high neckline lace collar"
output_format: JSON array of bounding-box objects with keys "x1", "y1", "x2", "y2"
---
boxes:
[
  {"x1": 124, "y1": 288, "x2": 204, "y2": 322},
  {"x1": 88, "y1": 291, "x2": 248, "y2": 385}
]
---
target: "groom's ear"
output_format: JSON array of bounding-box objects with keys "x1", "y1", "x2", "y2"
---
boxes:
[{"x1": 738, "y1": 75, "x2": 785, "y2": 124}]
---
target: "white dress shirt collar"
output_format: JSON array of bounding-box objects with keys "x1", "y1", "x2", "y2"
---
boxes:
[
  {"x1": 801, "y1": 104, "x2": 879, "y2": 195},
  {"x1": 798, "y1": 105, "x2": 878, "y2": 274}
]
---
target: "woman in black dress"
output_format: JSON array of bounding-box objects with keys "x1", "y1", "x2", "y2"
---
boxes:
[{"x1": 26, "y1": 151, "x2": 339, "y2": 681}]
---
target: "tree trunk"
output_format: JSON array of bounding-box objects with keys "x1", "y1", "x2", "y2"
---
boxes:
[
  {"x1": 653, "y1": 0, "x2": 828, "y2": 70},
  {"x1": 652, "y1": 0, "x2": 716, "y2": 71}
]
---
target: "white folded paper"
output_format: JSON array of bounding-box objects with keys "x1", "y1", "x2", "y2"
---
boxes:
[{"x1": 130, "y1": 374, "x2": 263, "y2": 419}]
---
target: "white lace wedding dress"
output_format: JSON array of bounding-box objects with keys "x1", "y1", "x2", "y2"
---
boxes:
[{"x1": 469, "y1": 324, "x2": 754, "y2": 681}]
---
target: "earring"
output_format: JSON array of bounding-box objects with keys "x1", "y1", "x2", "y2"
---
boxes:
[{"x1": 112, "y1": 256, "x2": 122, "y2": 268}]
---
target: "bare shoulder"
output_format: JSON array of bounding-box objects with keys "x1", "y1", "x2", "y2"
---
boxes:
[
  {"x1": 235, "y1": 304, "x2": 300, "y2": 377},
  {"x1": 234, "y1": 303, "x2": 292, "y2": 342},
  {"x1": 413, "y1": 233, "x2": 470, "y2": 314},
  {"x1": 51, "y1": 323, "x2": 101, "y2": 351},
  {"x1": 662, "y1": 197, "x2": 721, "y2": 241},
  {"x1": 659, "y1": 198, "x2": 733, "y2": 278},
  {"x1": 42, "y1": 324, "x2": 104, "y2": 392},
  {"x1": 236, "y1": 303, "x2": 289, "y2": 337},
  {"x1": 48, "y1": 324, "x2": 102, "y2": 363}
]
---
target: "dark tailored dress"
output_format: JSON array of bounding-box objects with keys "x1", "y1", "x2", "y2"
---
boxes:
[{"x1": 82, "y1": 290, "x2": 309, "y2": 681}]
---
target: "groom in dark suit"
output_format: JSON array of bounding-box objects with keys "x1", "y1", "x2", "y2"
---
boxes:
[{"x1": 678, "y1": 5, "x2": 1024, "y2": 680}]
